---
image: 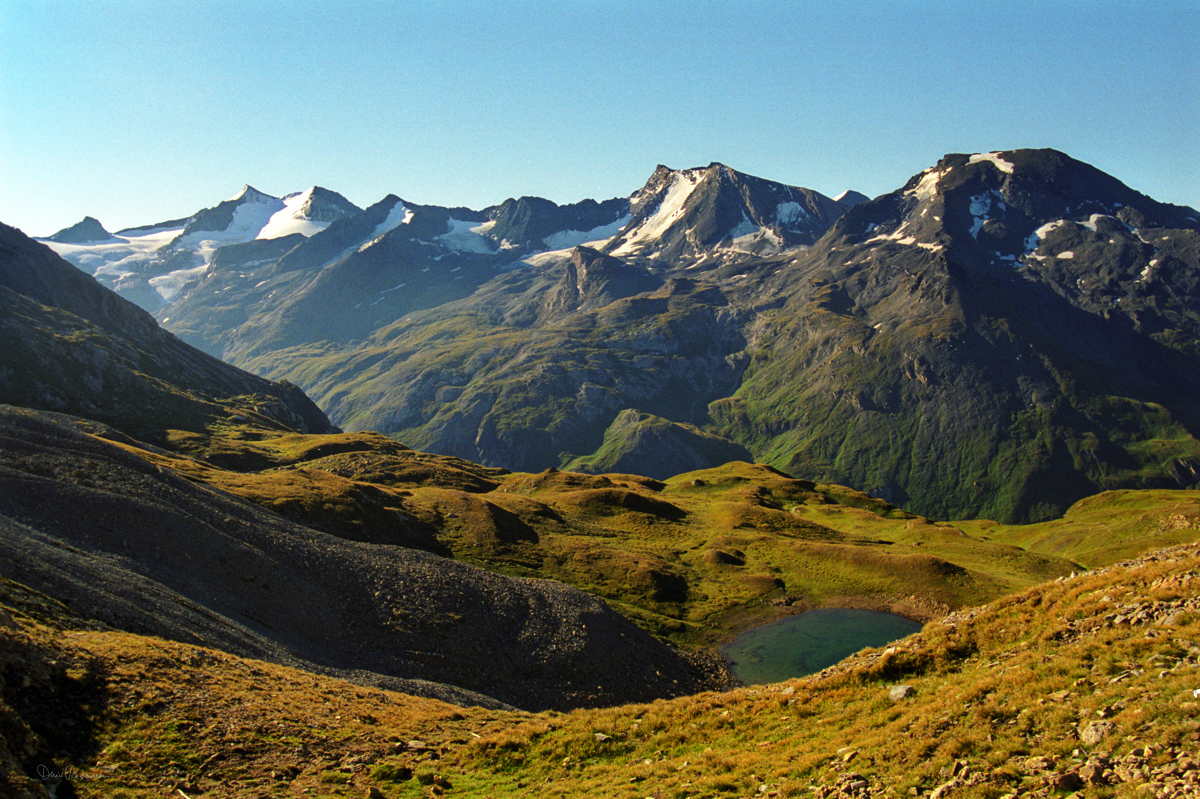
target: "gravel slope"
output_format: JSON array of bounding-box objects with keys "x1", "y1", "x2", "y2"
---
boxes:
[{"x1": 0, "y1": 405, "x2": 714, "y2": 711}]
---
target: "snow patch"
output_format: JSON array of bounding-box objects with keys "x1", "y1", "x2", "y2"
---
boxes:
[
  {"x1": 775, "y1": 201, "x2": 809, "y2": 226},
  {"x1": 358, "y1": 201, "x2": 414, "y2": 251},
  {"x1": 179, "y1": 192, "x2": 284, "y2": 249},
  {"x1": 611, "y1": 171, "x2": 701, "y2": 256},
  {"x1": 116, "y1": 222, "x2": 186, "y2": 238},
  {"x1": 436, "y1": 218, "x2": 494, "y2": 253},
  {"x1": 543, "y1": 213, "x2": 631, "y2": 250},
  {"x1": 720, "y1": 223, "x2": 785, "y2": 255},
  {"x1": 864, "y1": 230, "x2": 944, "y2": 253},
  {"x1": 907, "y1": 168, "x2": 943, "y2": 202},
  {"x1": 149, "y1": 263, "x2": 209, "y2": 302},
  {"x1": 1058, "y1": 251, "x2": 1075, "y2": 260},
  {"x1": 968, "y1": 191, "x2": 1006, "y2": 239},
  {"x1": 257, "y1": 188, "x2": 331, "y2": 239},
  {"x1": 517, "y1": 249, "x2": 574, "y2": 270},
  {"x1": 726, "y1": 215, "x2": 759, "y2": 240},
  {"x1": 373, "y1": 201, "x2": 414, "y2": 239},
  {"x1": 969, "y1": 152, "x2": 1015, "y2": 173},
  {"x1": 1025, "y1": 220, "x2": 1066, "y2": 253}
]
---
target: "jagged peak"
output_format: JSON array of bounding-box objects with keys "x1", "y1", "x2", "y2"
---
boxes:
[
  {"x1": 44, "y1": 215, "x2": 118, "y2": 244},
  {"x1": 282, "y1": 187, "x2": 317, "y2": 202},
  {"x1": 289, "y1": 187, "x2": 362, "y2": 220},
  {"x1": 228, "y1": 185, "x2": 278, "y2": 204},
  {"x1": 835, "y1": 190, "x2": 870, "y2": 207}
]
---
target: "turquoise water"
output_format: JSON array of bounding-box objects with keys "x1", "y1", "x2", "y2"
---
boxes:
[{"x1": 722, "y1": 608, "x2": 922, "y2": 685}]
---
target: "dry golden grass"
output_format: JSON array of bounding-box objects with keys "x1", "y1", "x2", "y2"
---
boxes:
[{"x1": 7, "y1": 542, "x2": 1196, "y2": 798}]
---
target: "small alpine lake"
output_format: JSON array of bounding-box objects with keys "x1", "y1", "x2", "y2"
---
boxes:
[{"x1": 721, "y1": 608, "x2": 922, "y2": 685}]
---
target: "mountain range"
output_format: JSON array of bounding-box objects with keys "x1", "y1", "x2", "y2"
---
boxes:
[{"x1": 41, "y1": 149, "x2": 1200, "y2": 523}]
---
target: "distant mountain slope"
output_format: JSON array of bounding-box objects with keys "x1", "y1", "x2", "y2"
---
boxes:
[
  {"x1": 715, "y1": 149, "x2": 1200, "y2": 521},
  {"x1": 0, "y1": 223, "x2": 334, "y2": 438},
  {"x1": 0, "y1": 405, "x2": 713, "y2": 711},
  {"x1": 241, "y1": 271, "x2": 750, "y2": 473}
]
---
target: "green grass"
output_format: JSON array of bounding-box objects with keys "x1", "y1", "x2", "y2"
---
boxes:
[{"x1": 136, "y1": 429, "x2": 1200, "y2": 649}]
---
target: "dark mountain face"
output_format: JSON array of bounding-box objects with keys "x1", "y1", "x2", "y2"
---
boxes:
[
  {"x1": 539, "y1": 246, "x2": 664, "y2": 322},
  {"x1": 0, "y1": 405, "x2": 711, "y2": 711},
  {"x1": 295, "y1": 185, "x2": 363, "y2": 222},
  {"x1": 45, "y1": 216, "x2": 116, "y2": 244},
  {"x1": 716, "y1": 150, "x2": 1200, "y2": 521},
  {"x1": 0, "y1": 223, "x2": 334, "y2": 439},
  {"x1": 485, "y1": 195, "x2": 630, "y2": 251}
]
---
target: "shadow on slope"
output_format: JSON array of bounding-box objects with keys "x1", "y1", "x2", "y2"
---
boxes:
[{"x1": 0, "y1": 406, "x2": 716, "y2": 713}]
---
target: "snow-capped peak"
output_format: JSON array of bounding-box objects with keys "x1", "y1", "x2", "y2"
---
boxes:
[
  {"x1": 357, "y1": 197, "x2": 415, "y2": 252},
  {"x1": 257, "y1": 190, "x2": 316, "y2": 240},
  {"x1": 255, "y1": 187, "x2": 362, "y2": 240},
  {"x1": 834, "y1": 190, "x2": 870, "y2": 208},
  {"x1": 228, "y1": 185, "x2": 279, "y2": 204},
  {"x1": 611, "y1": 169, "x2": 703, "y2": 256}
]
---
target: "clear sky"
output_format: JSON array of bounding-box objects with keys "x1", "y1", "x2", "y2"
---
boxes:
[{"x1": 2, "y1": 0, "x2": 1197, "y2": 237}]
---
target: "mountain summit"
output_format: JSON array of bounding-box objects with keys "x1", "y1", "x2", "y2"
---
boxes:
[
  {"x1": 45, "y1": 215, "x2": 118, "y2": 244},
  {"x1": 602, "y1": 162, "x2": 844, "y2": 263},
  {"x1": 256, "y1": 186, "x2": 363, "y2": 239}
]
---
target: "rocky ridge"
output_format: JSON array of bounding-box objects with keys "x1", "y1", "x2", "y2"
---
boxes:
[{"x1": 0, "y1": 223, "x2": 334, "y2": 439}]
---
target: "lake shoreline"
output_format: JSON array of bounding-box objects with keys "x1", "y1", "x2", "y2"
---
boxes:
[
  {"x1": 720, "y1": 607, "x2": 924, "y2": 685},
  {"x1": 702, "y1": 590, "x2": 952, "y2": 649}
]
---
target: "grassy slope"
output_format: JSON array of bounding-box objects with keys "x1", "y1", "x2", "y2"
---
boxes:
[
  {"x1": 6, "y1": 542, "x2": 1198, "y2": 798},
  {"x1": 129, "y1": 427, "x2": 1097, "y2": 645},
  {"x1": 958, "y1": 489, "x2": 1200, "y2": 568}
]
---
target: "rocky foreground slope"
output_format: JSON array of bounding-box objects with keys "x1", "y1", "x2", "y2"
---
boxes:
[{"x1": 0, "y1": 405, "x2": 719, "y2": 712}]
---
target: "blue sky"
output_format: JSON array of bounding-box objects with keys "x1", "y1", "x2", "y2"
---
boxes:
[{"x1": 2, "y1": 0, "x2": 1197, "y2": 236}]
